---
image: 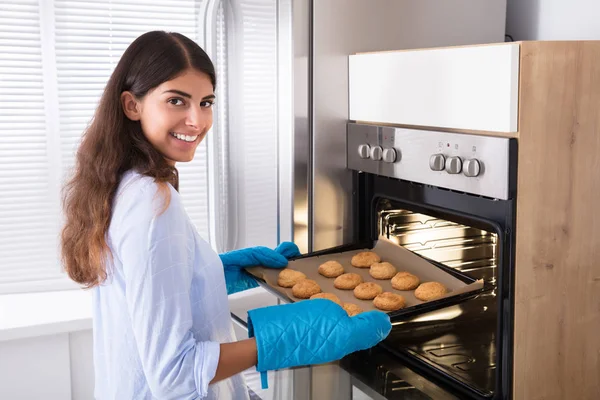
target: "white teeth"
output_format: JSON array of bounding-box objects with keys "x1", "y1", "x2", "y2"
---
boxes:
[{"x1": 170, "y1": 132, "x2": 198, "y2": 142}]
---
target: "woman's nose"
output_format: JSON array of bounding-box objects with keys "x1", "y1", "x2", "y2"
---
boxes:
[{"x1": 185, "y1": 105, "x2": 204, "y2": 130}]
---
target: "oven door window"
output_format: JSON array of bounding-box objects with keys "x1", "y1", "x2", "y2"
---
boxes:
[{"x1": 372, "y1": 198, "x2": 500, "y2": 398}]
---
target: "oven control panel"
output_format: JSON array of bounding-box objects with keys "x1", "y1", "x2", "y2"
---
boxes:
[{"x1": 347, "y1": 122, "x2": 512, "y2": 200}]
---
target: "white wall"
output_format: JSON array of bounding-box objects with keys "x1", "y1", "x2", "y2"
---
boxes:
[
  {"x1": 506, "y1": 0, "x2": 600, "y2": 40},
  {"x1": 0, "y1": 332, "x2": 94, "y2": 400},
  {"x1": 69, "y1": 331, "x2": 95, "y2": 400}
]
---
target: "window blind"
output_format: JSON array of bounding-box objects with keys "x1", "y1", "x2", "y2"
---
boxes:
[
  {"x1": 54, "y1": 0, "x2": 211, "y2": 241},
  {"x1": 0, "y1": 0, "x2": 214, "y2": 293},
  {"x1": 0, "y1": 0, "x2": 282, "y2": 294},
  {"x1": 0, "y1": 1, "x2": 67, "y2": 291},
  {"x1": 212, "y1": 0, "x2": 232, "y2": 251},
  {"x1": 227, "y1": 0, "x2": 279, "y2": 249}
]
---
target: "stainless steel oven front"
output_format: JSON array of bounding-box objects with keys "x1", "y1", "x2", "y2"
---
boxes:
[{"x1": 340, "y1": 122, "x2": 518, "y2": 400}]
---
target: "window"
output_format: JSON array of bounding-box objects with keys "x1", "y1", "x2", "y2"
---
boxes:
[
  {"x1": 0, "y1": 0, "x2": 282, "y2": 294},
  {"x1": 0, "y1": 1, "x2": 62, "y2": 293},
  {"x1": 210, "y1": 0, "x2": 280, "y2": 251},
  {"x1": 53, "y1": 0, "x2": 212, "y2": 241}
]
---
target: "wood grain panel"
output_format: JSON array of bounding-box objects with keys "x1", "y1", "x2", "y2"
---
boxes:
[{"x1": 514, "y1": 41, "x2": 600, "y2": 400}]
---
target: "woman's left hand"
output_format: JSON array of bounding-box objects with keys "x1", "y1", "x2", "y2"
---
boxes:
[{"x1": 219, "y1": 242, "x2": 301, "y2": 295}]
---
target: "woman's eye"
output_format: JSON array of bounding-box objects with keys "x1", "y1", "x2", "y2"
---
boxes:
[
  {"x1": 168, "y1": 98, "x2": 185, "y2": 106},
  {"x1": 200, "y1": 100, "x2": 214, "y2": 108}
]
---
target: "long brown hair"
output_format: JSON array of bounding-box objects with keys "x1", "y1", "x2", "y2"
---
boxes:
[{"x1": 61, "y1": 31, "x2": 216, "y2": 288}]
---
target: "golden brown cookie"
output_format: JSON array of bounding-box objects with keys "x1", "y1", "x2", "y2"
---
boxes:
[
  {"x1": 369, "y1": 262, "x2": 397, "y2": 280},
  {"x1": 391, "y1": 271, "x2": 420, "y2": 290},
  {"x1": 342, "y1": 303, "x2": 363, "y2": 317},
  {"x1": 310, "y1": 292, "x2": 342, "y2": 305},
  {"x1": 292, "y1": 279, "x2": 321, "y2": 299},
  {"x1": 333, "y1": 273, "x2": 363, "y2": 290},
  {"x1": 373, "y1": 292, "x2": 406, "y2": 311},
  {"x1": 353, "y1": 282, "x2": 383, "y2": 300},
  {"x1": 318, "y1": 260, "x2": 345, "y2": 278},
  {"x1": 277, "y1": 269, "x2": 307, "y2": 288},
  {"x1": 414, "y1": 282, "x2": 447, "y2": 301},
  {"x1": 350, "y1": 251, "x2": 381, "y2": 268}
]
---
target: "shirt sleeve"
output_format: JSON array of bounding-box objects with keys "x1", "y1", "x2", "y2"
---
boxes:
[{"x1": 114, "y1": 179, "x2": 220, "y2": 399}]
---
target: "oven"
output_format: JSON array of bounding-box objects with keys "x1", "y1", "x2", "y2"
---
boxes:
[{"x1": 336, "y1": 122, "x2": 518, "y2": 400}]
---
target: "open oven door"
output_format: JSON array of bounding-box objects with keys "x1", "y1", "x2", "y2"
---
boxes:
[{"x1": 342, "y1": 346, "x2": 464, "y2": 400}]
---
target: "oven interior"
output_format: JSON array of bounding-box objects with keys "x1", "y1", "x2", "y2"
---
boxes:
[{"x1": 375, "y1": 197, "x2": 500, "y2": 398}]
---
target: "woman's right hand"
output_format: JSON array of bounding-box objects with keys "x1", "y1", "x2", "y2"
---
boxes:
[{"x1": 246, "y1": 298, "x2": 392, "y2": 388}]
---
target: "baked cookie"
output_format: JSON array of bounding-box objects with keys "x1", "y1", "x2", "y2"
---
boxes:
[
  {"x1": 353, "y1": 282, "x2": 383, "y2": 300},
  {"x1": 292, "y1": 279, "x2": 321, "y2": 299},
  {"x1": 277, "y1": 269, "x2": 307, "y2": 288},
  {"x1": 415, "y1": 282, "x2": 447, "y2": 301},
  {"x1": 318, "y1": 260, "x2": 345, "y2": 278},
  {"x1": 391, "y1": 271, "x2": 420, "y2": 290},
  {"x1": 351, "y1": 251, "x2": 381, "y2": 268},
  {"x1": 369, "y1": 262, "x2": 397, "y2": 280},
  {"x1": 342, "y1": 303, "x2": 363, "y2": 317},
  {"x1": 373, "y1": 292, "x2": 406, "y2": 311},
  {"x1": 333, "y1": 273, "x2": 363, "y2": 290},
  {"x1": 310, "y1": 292, "x2": 342, "y2": 305}
]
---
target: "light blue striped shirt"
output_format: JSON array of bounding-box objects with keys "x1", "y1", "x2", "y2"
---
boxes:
[{"x1": 92, "y1": 170, "x2": 249, "y2": 399}]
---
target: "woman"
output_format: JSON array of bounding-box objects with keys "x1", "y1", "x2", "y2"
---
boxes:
[{"x1": 61, "y1": 31, "x2": 391, "y2": 400}]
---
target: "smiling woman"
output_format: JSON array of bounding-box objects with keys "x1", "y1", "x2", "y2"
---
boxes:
[
  {"x1": 57, "y1": 30, "x2": 390, "y2": 400},
  {"x1": 58, "y1": 31, "x2": 257, "y2": 399},
  {"x1": 120, "y1": 71, "x2": 217, "y2": 165},
  {"x1": 61, "y1": 31, "x2": 217, "y2": 289}
]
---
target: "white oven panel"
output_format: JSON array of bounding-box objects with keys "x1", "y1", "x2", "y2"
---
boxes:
[{"x1": 347, "y1": 123, "x2": 512, "y2": 200}]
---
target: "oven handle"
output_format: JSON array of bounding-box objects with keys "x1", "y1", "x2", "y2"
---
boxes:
[{"x1": 230, "y1": 312, "x2": 248, "y2": 330}]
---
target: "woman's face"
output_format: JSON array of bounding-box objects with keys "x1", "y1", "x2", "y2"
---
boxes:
[{"x1": 121, "y1": 68, "x2": 215, "y2": 164}]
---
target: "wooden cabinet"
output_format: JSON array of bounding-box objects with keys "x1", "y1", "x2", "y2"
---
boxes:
[{"x1": 513, "y1": 41, "x2": 600, "y2": 400}]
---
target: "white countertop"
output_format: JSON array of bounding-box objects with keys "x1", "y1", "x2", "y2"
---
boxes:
[
  {"x1": 0, "y1": 289, "x2": 93, "y2": 342},
  {"x1": 0, "y1": 286, "x2": 282, "y2": 343}
]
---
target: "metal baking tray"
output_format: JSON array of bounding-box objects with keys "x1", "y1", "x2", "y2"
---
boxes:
[{"x1": 246, "y1": 237, "x2": 486, "y2": 321}]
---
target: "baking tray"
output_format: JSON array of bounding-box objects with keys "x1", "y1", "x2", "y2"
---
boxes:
[{"x1": 246, "y1": 237, "x2": 486, "y2": 321}]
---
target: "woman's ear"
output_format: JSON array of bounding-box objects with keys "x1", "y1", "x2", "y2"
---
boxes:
[{"x1": 120, "y1": 91, "x2": 141, "y2": 121}]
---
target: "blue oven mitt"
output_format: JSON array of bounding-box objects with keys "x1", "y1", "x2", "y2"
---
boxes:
[
  {"x1": 247, "y1": 298, "x2": 392, "y2": 389},
  {"x1": 220, "y1": 242, "x2": 301, "y2": 295}
]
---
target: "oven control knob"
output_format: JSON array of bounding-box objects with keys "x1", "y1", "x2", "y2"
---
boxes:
[
  {"x1": 445, "y1": 156, "x2": 462, "y2": 174},
  {"x1": 382, "y1": 148, "x2": 397, "y2": 163},
  {"x1": 358, "y1": 144, "x2": 370, "y2": 159},
  {"x1": 429, "y1": 154, "x2": 445, "y2": 171},
  {"x1": 463, "y1": 158, "x2": 481, "y2": 177},
  {"x1": 370, "y1": 145, "x2": 383, "y2": 161}
]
